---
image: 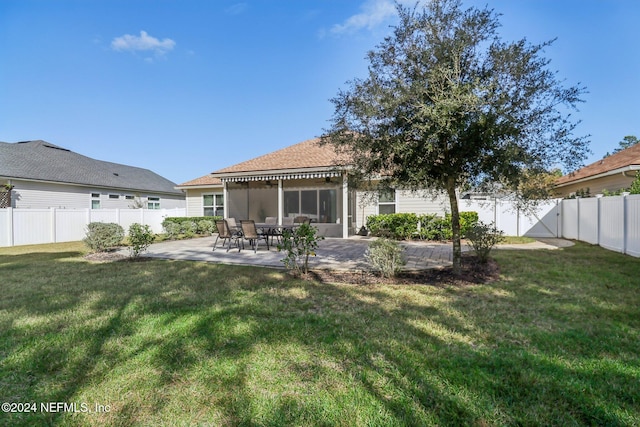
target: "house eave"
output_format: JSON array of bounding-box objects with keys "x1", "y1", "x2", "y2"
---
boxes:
[
  {"x1": 211, "y1": 166, "x2": 351, "y2": 182},
  {"x1": 555, "y1": 165, "x2": 640, "y2": 188},
  {"x1": 175, "y1": 184, "x2": 223, "y2": 190},
  {"x1": 1, "y1": 175, "x2": 184, "y2": 197}
]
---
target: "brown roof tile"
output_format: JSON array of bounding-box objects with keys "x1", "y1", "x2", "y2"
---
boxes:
[
  {"x1": 178, "y1": 174, "x2": 222, "y2": 187},
  {"x1": 213, "y1": 138, "x2": 346, "y2": 174},
  {"x1": 556, "y1": 143, "x2": 640, "y2": 185}
]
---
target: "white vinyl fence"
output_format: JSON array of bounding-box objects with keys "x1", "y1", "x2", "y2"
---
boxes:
[
  {"x1": 461, "y1": 199, "x2": 561, "y2": 238},
  {"x1": 0, "y1": 208, "x2": 186, "y2": 247},
  {"x1": 2, "y1": 197, "x2": 638, "y2": 258},
  {"x1": 561, "y1": 195, "x2": 640, "y2": 257},
  {"x1": 462, "y1": 196, "x2": 639, "y2": 257}
]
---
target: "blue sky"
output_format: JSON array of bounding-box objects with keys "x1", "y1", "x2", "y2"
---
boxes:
[{"x1": 1, "y1": 0, "x2": 638, "y2": 185}]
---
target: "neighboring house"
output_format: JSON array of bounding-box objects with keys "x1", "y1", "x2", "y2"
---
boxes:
[
  {"x1": 0, "y1": 140, "x2": 185, "y2": 209},
  {"x1": 177, "y1": 137, "x2": 448, "y2": 237},
  {"x1": 555, "y1": 143, "x2": 640, "y2": 197}
]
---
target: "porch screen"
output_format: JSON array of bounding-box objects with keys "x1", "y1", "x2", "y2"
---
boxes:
[{"x1": 284, "y1": 189, "x2": 337, "y2": 223}]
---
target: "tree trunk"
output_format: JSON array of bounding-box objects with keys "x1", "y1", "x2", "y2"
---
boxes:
[{"x1": 446, "y1": 180, "x2": 462, "y2": 275}]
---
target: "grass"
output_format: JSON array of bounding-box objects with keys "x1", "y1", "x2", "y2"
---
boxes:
[
  {"x1": 0, "y1": 241, "x2": 639, "y2": 426},
  {"x1": 500, "y1": 235, "x2": 537, "y2": 244}
]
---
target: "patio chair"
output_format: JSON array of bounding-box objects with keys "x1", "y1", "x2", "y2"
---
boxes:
[
  {"x1": 283, "y1": 217, "x2": 294, "y2": 225},
  {"x1": 293, "y1": 216, "x2": 308, "y2": 224},
  {"x1": 240, "y1": 220, "x2": 270, "y2": 253},
  {"x1": 213, "y1": 220, "x2": 242, "y2": 252},
  {"x1": 264, "y1": 216, "x2": 280, "y2": 245}
]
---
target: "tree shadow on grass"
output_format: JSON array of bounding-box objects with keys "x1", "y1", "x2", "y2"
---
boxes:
[{"x1": 1, "y1": 249, "x2": 638, "y2": 425}]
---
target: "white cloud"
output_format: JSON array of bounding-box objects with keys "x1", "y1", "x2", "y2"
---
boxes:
[
  {"x1": 225, "y1": 3, "x2": 248, "y2": 15},
  {"x1": 330, "y1": 0, "x2": 424, "y2": 35},
  {"x1": 331, "y1": 0, "x2": 396, "y2": 34},
  {"x1": 111, "y1": 31, "x2": 176, "y2": 57}
]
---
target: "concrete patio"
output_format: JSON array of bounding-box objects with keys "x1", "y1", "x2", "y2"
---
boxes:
[{"x1": 120, "y1": 235, "x2": 571, "y2": 271}]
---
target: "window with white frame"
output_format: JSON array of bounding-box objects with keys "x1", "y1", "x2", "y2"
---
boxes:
[
  {"x1": 378, "y1": 190, "x2": 396, "y2": 214},
  {"x1": 203, "y1": 194, "x2": 224, "y2": 216},
  {"x1": 147, "y1": 197, "x2": 160, "y2": 210},
  {"x1": 91, "y1": 193, "x2": 101, "y2": 209}
]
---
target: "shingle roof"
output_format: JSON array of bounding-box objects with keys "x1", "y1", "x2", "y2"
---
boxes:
[
  {"x1": 556, "y1": 143, "x2": 640, "y2": 186},
  {"x1": 178, "y1": 174, "x2": 222, "y2": 187},
  {"x1": 212, "y1": 137, "x2": 346, "y2": 174},
  {"x1": 0, "y1": 140, "x2": 182, "y2": 195}
]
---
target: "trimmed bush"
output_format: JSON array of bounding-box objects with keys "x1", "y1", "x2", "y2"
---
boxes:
[
  {"x1": 83, "y1": 222, "x2": 124, "y2": 252},
  {"x1": 366, "y1": 211, "x2": 478, "y2": 241},
  {"x1": 466, "y1": 221, "x2": 505, "y2": 263},
  {"x1": 128, "y1": 223, "x2": 155, "y2": 258},
  {"x1": 277, "y1": 223, "x2": 325, "y2": 276},
  {"x1": 162, "y1": 216, "x2": 219, "y2": 238},
  {"x1": 365, "y1": 238, "x2": 406, "y2": 278},
  {"x1": 366, "y1": 213, "x2": 420, "y2": 240}
]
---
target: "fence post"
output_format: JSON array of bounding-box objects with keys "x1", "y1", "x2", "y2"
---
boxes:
[
  {"x1": 623, "y1": 194, "x2": 629, "y2": 255},
  {"x1": 7, "y1": 207, "x2": 14, "y2": 247},
  {"x1": 50, "y1": 207, "x2": 56, "y2": 244},
  {"x1": 576, "y1": 196, "x2": 581, "y2": 242},
  {"x1": 595, "y1": 195, "x2": 602, "y2": 246}
]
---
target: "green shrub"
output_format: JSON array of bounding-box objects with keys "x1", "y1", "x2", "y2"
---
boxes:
[
  {"x1": 162, "y1": 216, "x2": 219, "y2": 238},
  {"x1": 628, "y1": 174, "x2": 640, "y2": 195},
  {"x1": 365, "y1": 238, "x2": 406, "y2": 278},
  {"x1": 367, "y1": 211, "x2": 478, "y2": 241},
  {"x1": 418, "y1": 215, "x2": 452, "y2": 241},
  {"x1": 182, "y1": 220, "x2": 197, "y2": 238},
  {"x1": 197, "y1": 219, "x2": 215, "y2": 235},
  {"x1": 366, "y1": 213, "x2": 419, "y2": 239},
  {"x1": 465, "y1": 221, "x2": 505, "y2": 263},
  {"x1": 163, "y1": 222, "x2": 182, "y2": 240},
  {"x1": 277, "y1": 223, "x2": 325, "y2": 276},
  {"x1": 83, "y1": 222, "x2": 124, "y2": 252},
  {"x1": 128, "y1": 223, "x2": 155, "y2": 258}
]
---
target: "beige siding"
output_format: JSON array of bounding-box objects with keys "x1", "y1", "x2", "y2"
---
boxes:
[
  {"x1": 186, "y1": 189, "x2": 206, "y2": 216},
  {"x1": 355, "y1": 189, "x2": 449, "y2": 229},
  {"x1": 185, "y1": 188, "x2": 227, "y2": 216},
  {"x1": 397, "y1": 190, "x2": 449, "y2": 215}
]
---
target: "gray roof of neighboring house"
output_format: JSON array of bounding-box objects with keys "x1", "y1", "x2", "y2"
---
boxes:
[{"x1": 0, "y1": 140, "x2": 183, "y2": 195}]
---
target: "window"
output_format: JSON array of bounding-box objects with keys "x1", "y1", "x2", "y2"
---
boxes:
[
  {"x1": 147, "y1": 197, "x2": 160, "y2": 210},
  {"x1": 125, "y1": 195, "x2": 134, "y2": 200},
  {"x1": 203, "y1": 194, "x2": 224, "y2": 216},
  {"x1": 284, "y1": 189, "x2": 337, "y2": 223},
  {"x1": 109, "y1": 194, "x2": 120, "y2": 199},
  {"x1": 378, "y1": 190, "x2": 396, "y2": 214},
  {"x1": 91, "y1": 193, "x2": 100, "y2": 209}
]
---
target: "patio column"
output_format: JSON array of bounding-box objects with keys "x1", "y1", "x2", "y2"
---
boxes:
[
  {"x1": 223, "y1": 181, "x2": 229, "y2": 219},
  {"x1": 277, "y1": 179, "x2": 283, "y2": 225},
  {"x1": 342, "y1": 172, "x2": 348, "y2": 238}
]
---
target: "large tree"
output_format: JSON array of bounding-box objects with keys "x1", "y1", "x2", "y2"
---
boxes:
[{"x1": 322, "y1": 0, "x2": 589, "y2": 273}]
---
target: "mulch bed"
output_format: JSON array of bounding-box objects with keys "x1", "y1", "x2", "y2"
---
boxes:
[
  {"x1": 83, "y1": 251, "x2": 153, "y2": 263},
  {"x1": 83, "y1": 251, "x2": 499, "y2": 286},
  {"x1": 309, "y1": 255, "x2": 500, "y2": 286}
]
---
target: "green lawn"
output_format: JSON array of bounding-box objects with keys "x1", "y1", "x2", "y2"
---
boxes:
[{"x1": 0, "y1": 241, "x2": 638, "y2": 426}]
